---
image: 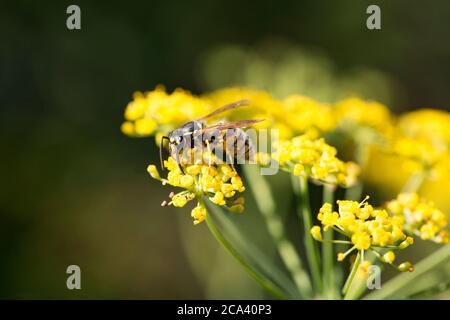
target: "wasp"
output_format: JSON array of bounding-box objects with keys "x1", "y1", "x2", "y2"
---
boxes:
[{"x1": 159, "y1": 99, "x2": 263, "y2": 173}]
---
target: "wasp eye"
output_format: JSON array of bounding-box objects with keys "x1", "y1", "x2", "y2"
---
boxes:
[{"x1": 176, "y1": 136, "x2": 184, "y2": 144}]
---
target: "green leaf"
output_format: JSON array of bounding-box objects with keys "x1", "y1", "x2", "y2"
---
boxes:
[
  {"x1": 207, "y1": 203, "x2": 302, "y2": 299},
  {"x1": 244, "y1": 165, "x2": 313, "y2": 298}
]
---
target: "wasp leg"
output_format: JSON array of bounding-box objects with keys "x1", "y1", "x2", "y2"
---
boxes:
[
  {"x1": 175, "y1": 152, "x2": 185, "y2": 174},
  {"x1": 225, "y1": 143, "x2": 237, "y2": 173},
  {"x1": 205, "y1": 139, "x2": 213, "y2": 168}
]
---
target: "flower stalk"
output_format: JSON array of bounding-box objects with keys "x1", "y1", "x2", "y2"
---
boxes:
[
  {"x1": 322, "y1": 184, "x2": 337, "y2": 299},
  {"x1": 342, "y1": 251, "x2": 361, "y2": 299},
  {"x1": 244, "y1": 166, "x2": 313, "y2": 298},
  {"x1": 294, "y1": 175, "x2": 323, "y2": 295},
  {"x1": 204, "y1": 200, "x2": 288, "y2": 299}
]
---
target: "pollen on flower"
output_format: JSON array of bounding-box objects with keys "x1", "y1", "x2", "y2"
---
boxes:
[
  {"x1": 387, "y1": 193, "x2": 449, "y2": 244},
  {"x1": 147, "y1": 156, "x2": 247, "y2": 225}
]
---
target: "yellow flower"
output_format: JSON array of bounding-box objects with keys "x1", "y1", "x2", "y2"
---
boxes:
[
  {"x1": 397, "y1": 109, "x2": 450, "y2": 147},
  {"x1": 333, "y1": 97, "x2": 393, "y2": 136},
  {"x1": 205, "y1": 87, "x2": 288, "y2": 135},
  {"x1": 147, "y1": 164, "x2": 160, "y2": 179},
  {"x1": 205, "y1": 88, "x2": 337, "y2": 139},
  {"x1": 121, "y1": 121, "x2": 135, "y2": 135},
  {"x1": 381, "y1": 251, "x2": 396, "y2": 264},
  {"x1": 282, "y1": 95, "x2": 336, "y2": 133},
  {"x1": 317, "y1": 203, "x2": 339, "y2": 231},
  {"x1": 351, "y1": 232, "x2": 371, "y2": 250},
  {"x1": 191, "y1": 205, "x2": 207, "y2": 225},
  {"x1": 311, "y1": 197, "x2": 414, "y2": 271},
  {"x1": 391, "y1": 136, "x2": 448, "y2": 173},
  {"x1": 310, "y1": 226, "x2": 322, "y2": 241},
  {"x1": 172, "y1": 194, "x2": 189, "y2": 207},
  {"x1": 271, "y1": 133, "x2": 359, "y2": 187},
  {"x1": 122, "y1": 86, "x2": 211, "y2": 138},
  {"x1": 148, "y1": 156, "x2": 246, "y2": 225},
  {"x1": 210, "y1": 192, "x2": 226, "y2": 205},
  {"x1": 134, "y1": 118, "x2": 157, "y2": 135},
  {"x1": 387, "y1": 193, "x2": 449, "y2": 243},
  {"x1": 359, "y1": 261, "x2": 372, "y2": 274}
]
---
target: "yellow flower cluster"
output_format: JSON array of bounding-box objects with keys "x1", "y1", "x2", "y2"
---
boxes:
[
  {"x1": 147, "y1": 157, "x2": 245, "y2": 225},
  {"x1": 121, "y1": 87, "x2": 398, "y2": 146},
  {"x1": 205, "y1": 87, "x2": 294, "y2": 139},
  {"x1": 270, "y1": 132, "x2": 359, "y2": 187},
  {"x1": 310, "y1": 197, "x2": 414, "y2": 272},
  {"x1": 282, "y1": 95, "x2": 336, "y2": 133},
  {"x1": 333, "y1": 97, "x2": 394, "y2": 136},
  {"x1": 390, "y1": 109, "x2": 450, "y2": 175},
  {"x1": 121, "y1": 86, "x2": 211, "y2": 138},
  {"x1": 387, "y1": 193, "x2": 449, "y2": 244},
  {"x1": 206, "y1": 88, "x2": 335, "y2": 139},
  {"x1": 397, "y1": 109, "x2": 450, "y2": 146},
  {"x1": 391, "y1": 136, "x2": 450, "y2": 175}
]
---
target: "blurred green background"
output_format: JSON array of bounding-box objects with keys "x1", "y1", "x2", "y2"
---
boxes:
[{"x1": 1, "y1": 0, "x2": 450, "y2": 298}]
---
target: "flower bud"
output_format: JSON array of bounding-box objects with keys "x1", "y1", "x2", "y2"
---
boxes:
[
  {"x1": 310, "y1": 226, "x2": 322, "y2": 241},
  {"x1": 229, "y1": 204, "x2": 244, "y2": 214},
  {"x1": 381, "y1": 251, "x2": 396, "y2": 264},
  {"x1": 147, "y1": 165, "x2": 160, "y2": 179},
  {"x1": 399, "y1": 236, "x2": 414, "y2": 249},
  {"x1": 398, "y1": 261, "x2": 414, "y2": 272}
]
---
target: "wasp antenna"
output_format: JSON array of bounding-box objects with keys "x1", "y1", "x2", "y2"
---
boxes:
[
  {"x1": 237, "y1": 99, "x2": 251, "y2": 106},
  {"x1": 160, "y1": 136, "x2": 170, "y2": 170}
]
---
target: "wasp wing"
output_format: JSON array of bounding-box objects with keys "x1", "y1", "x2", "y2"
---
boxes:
[
  {"x1": 200, "y1": 119, "x2": 264, "y2": 133},
  {"x1": 196, "y1": 99, "x2": 251, "y2": 121}
]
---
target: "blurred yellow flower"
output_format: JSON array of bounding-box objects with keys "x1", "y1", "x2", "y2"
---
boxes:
[
  {"x1": 397, "y1": 109, "x2": 450, "y2": 146},
  {"x1": 387, "y1": 193, "x2": 449, "y2": 243},
  {"x1": 333, "y1": 97, "x2": 394, "y2": 136},
  {"x1": 205, "y1": 87, "x2": 337, "y2": 139},
  {"x1": 282, "y1": 95, "x2": 336, "y2": 133}
]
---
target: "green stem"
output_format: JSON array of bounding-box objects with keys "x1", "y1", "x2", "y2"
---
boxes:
[
  {"x1": 244, "y1": 166, "x2": 313, "y2": 298},
  {"x1": 408, "y1": 280, "x2": 450, "y2": 299},
  {"x1": 342, "y1": 251, "x2": 361, "y2": 299},
  {"x1": 364, "y1": 244, "x2": 450, "y2": 300},
  {"x1": 205, "y1": 211, "x2": 288, "y2": 299},
  {"x1": 401, "y1": 170, "x2": 428, "y2": 193},
  {"x1": 345, "y1": 142, "x2": 368, "y2": 201},
  {"x1": 322, "y1": 184, "x2": 337, "y2": 299},
  {"x1": 293, "y1": 175, "x2": 323, "y2": 294}
]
